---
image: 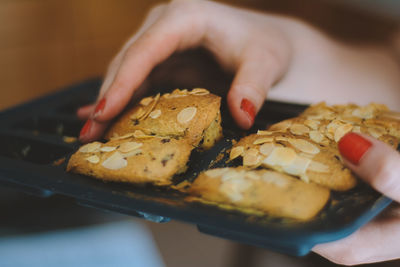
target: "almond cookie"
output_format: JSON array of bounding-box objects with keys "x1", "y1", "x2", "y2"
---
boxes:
[
  {"x1": 230, "y1": 132, "x2": 357, "y2": 191},
  {"x1": 105, "y1": 88, "x2": 222, "y2": 149},
  {"x1": 67, "y1": 135, "x2": 192, "y2": 186},
  {"x1": 189, "y1": 167, "x2": 330, "y2": 221}
]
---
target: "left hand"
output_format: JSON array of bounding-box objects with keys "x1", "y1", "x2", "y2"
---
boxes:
[{"x1": 312, "y1": 133, "x2": 400, "y2": 266}]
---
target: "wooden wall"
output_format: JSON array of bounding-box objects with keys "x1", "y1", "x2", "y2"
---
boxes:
[{"x1": 0, "y1": 0, "x2": 396, "y2": 110}]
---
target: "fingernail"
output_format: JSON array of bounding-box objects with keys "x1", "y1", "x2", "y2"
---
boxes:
[
  {"x1": 338, "y1": 133, "x2": 372, "y2": 165},
  {"x1": 240, "y1": 98, "x2": 256, "y2": 124},
  {"x1": 80, "y1": 119, "x2": 92, "y2": 138},
  {"x1": 93, "y1": 98, "x2": 106, "y2": 118}
]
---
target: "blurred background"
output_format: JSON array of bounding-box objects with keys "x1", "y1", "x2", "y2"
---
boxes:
[{"x1": 0, "y1": 0, "x2": 399, "y2": 266}]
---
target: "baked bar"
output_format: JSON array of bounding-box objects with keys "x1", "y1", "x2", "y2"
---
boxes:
[
  {"x1": 67, "y1": 134, "x2": 192, "y2": 186},
  {"x1": 105, "y1": 88, "x2": 223, "y2": 149},
  {"x1": 189, "y1": 167, "x2": 330, "y2": 221}
]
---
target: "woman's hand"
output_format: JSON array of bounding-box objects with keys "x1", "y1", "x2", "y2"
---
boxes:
[
  {"x1": 77, "y1": 0, "x2": 293, "y2": 142},
  {"x1": 313, "y1": 133, "x2": 400, "y2": 265}
]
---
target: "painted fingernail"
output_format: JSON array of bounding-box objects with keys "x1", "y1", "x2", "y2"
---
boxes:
[
  {"x1": 338, "y1": 133, "x2": 372, "y2": 165},
  {"x1": 80, "y1": 119, "x2": 92, "y2": 138},
  {"x1": 93, "y1": 98, "x2": 106, "y2": 117},
  {"x1": 240, "y1": 98, "x2": 256, "y2": 124}
]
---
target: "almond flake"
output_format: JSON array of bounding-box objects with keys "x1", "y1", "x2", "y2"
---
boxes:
[
  {"x1": 141, "y1": 93, "x2": 160, "y2": 120},
  {"x1": 100, "y1": 146, "x2": 116, "y2": 152},
  {"x1": 380, "y1": 111, "x2": 400, "y2": 121},
  {"x1": 259, "y1": 143, "x2": 274, "y2": 156},
  {"x1": 275, "y1": 136, "x2": 288, "y2": 142},
  {"x1": 257, "y1": 130, "x2": 273, "y2": 135},
  {"x1": 368, "y1": 127, "x2": 385, "y2": 139},
  {"x1": 290, "y1": 124, "x2": 310, "y2": 135},
  {"x1": 86, "y1": 155, "x2": 100, "y2": 164},
  {"x1": 288, "y1": 138, "x2": 320, "y2": 154},
  {"x1": 121, "y1": 149, "x2": 142, "y2": 158},
  {"x1": 262, "y1": 172, "x2": 289, "y2": 188},
  {"x1": 269, "y1": 120, "x2": 292, "y2": 131},
  {"x1": 205, "y1": 168, "x2": 229, "y2": 178},
  {"x1": 304, "y1": 119, "x2": 320, "y2": 130},
  {"x1": 352, "y1": 107, "x2": 374, "y2": 119},
  {"x1": 352, "y1": 126, "x2": 361, "y2": 133},
  {"x1": 334, "y1": 124, "x2": 353, "y2": 142},
  {"x1": 133, "y1": 130, "x2": 153, "y2": 138},
  {"x1": 308, "y1": 161, "x2": 330, "y2": 173},
  {"x1": 130, "y1": 107, "x2": 146, "y2": 120},
  {"x1": 162, "y1": 93, "x2": 171, "y2": 99},
  {"x1": 149, "y1": 109, "x2": 161, "y2": 119},
  {"x1": 243, "y1": 148, "x2": 261, "y2": 166},
  {"x1": 230, "y1": 146, "x2": 244, "y2": 160},
  {"x1": 177, "y1": 107, "x2": 197, "y2": 124},
  {"x1": 102, "y1": 152, "x2": 127, "y2": 170},
  {"x1": 253, "y1": 137, "x2": 273, "y2": 145},
  {"x1": 79, "y1": 142, "x2": 101, "y2": 153},
  {"x1": 190, "y1": 88, "x2": 209, "y2": 95},
  {"x1": 140, "y1": 96, "x2": 153, "y2": 106},
  {"x1": 282, "y1": 155, "x2": 311, "y2": 177},
  {"x1": 309, "y1": 131, "x2": 324, "y2": 143},
  {"x1": 118, "y1": 142, "x2": 143, "y2": 153},
  {"x1": 263, "y1": 147, "x2": 297, "y2": 166},
  {"x1": 110, "y1": 132, "x2": 135, "y2": 141}
]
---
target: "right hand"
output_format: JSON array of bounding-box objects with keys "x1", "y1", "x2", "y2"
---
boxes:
[{"x1": 77, "y1": 0, "x2": 293, "y2": 142}]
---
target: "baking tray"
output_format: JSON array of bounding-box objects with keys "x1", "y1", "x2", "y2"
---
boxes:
[{"x1": 0, "y1": 78, "x2": 393, "y2": 256}]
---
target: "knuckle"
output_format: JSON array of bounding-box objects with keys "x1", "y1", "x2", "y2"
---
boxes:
[{"x1": 371, "y1": 158, "x2": 399, "y2": 195}]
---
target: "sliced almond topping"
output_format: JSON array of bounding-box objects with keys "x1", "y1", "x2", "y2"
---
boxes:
[
  {"x1": 140, "y1": 96, "x2": 153, "y2": 106},
  {"x1": 100, "y1": 146, "x2": 116, "y2": 152},
  {"x1": 334, "y1": 124, "x2": 353, "y2": 142},
  {"x1": 290, "y1": 124, "x2": 310, "y2": 135},
  {"x1": 253, "y1": 137, "x2": 274, "y2": 145},
  {"x1": 190, "y1": 88, "x2": 209, "y2": 95},
  {"x1": 368, "y1": 127, "x2": 385, "y2": 139},
  {"x1": 132, "y1": 130, "x2": 153, "y2": 138},
  {"x1": 352, "y1": 126, "x2": 361, "y2": 133},
  {"x1": 86, "y1": 155, "x2": 100, "y2": 164},
  {"x1": 261, "y1": 172, "x2": 289, "y2": 188},
  {"x1": 282, "y1": 155, "x2": 311, "y2": 177},
  {"x1": 121, "y1": 149, "x2": 142, "y2": 158},
  {"x1": 110, "y1": 132, "x2": 135, "y2": 141},
  {"x1": 79, "y1": 142, "x2": 101, "y2": 153},
  {"x1": 308, "y1": 161, "x2": 330, "y2": 173},
  {"x1": 269, "y1": 120, "x2": 292, "y2": 131},
  {"x1": 149, "y1": 109, "x2": 161, "y2": 119},
  {"x1": 118, "y1": 141, "x2": 143, "y2": 153},
  {"x1": 177, "y1": 107, "x2": 197, "y2": 124},
  {"x1": 245, "y1": 171, "x2": 260, "y2": 180},
  {"x1": 230, "y1": 146, "x2": 244, "y2": 160},
  {"x1": 257, "y1": 130, "x2": 273, "y2": 135},
  {"x1": 162, "y1": 93, "x2": 171, "y2": 99},
  {"x1": 309, "y1": 131, "x2": 324, "y2": 143},
  {"x1": 304, "y1": 119, "x2": 320, "y2": 130},
  {"x1": 205, "y1": 168, "x2": 229, "y2": 178},
  {"x1": 263, "y1": 147, "x2": 297, "y2": 166},
  {"x1": 288, "y1": 138, "x2": 320, "y2": 154},
  {"x1": 326, "y1": 132, "x2": 334, "y2": 140},
  {"x1": 141, "y1": 93, "x2": 160, "y2": 120},
  {"x1": 259, "y1": 143, "x2": 274, "y2": 156},
  {"x1": 275, "y1": 136, "x2": 288, "y2": 142},
  {"x1": 352, "y1": 107, "x2": 374, "y2": 119},
  {"x1": 243, "y1": 148, "x2": 261, "y2": 166},
  {"x1": 130, "y1": 107, "x2": 146, "y2": 120},
  {"x1": 380, "y1": 111, "x2": 400, "y2": 121},
  {"x1": 102, "y1": 152, "x2": 127, "y2": 170}
]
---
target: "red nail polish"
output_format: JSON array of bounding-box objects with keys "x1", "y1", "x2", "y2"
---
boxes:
[
  {"x1": 80, "y1": 119, "x2": 92, "y2": 137},
  {"x1": 94, "y1": 98, "x2": 106, "y2": 117},
  {"x1": 240, "y1": 98, "x2": 256, "y2": 124},
  {"x1": 338, "y1": 133, "x2": 372, "y2": 165}
]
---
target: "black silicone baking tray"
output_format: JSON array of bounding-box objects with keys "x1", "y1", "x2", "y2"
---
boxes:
[{"x1": 0, "y1": 78, "x2": 393, "y2": 256}]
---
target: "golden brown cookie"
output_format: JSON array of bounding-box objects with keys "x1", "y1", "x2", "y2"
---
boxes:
[
  {"x1": 230, "y1": 132, "x2": 357, "y2": 191},
  {"x1": 105, "y1": 88, "x2": 222, "y2": 149},
  {"x1": 189, "y1": 167, "x2": 330, "y2": 221},
  {"x1": 67, "y1": 135, "x2": 192, "y2": 186}
]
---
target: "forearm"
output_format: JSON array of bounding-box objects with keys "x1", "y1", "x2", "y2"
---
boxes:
[{"x1": 267, "y1": 17, "x2": 400, "y2": 111}]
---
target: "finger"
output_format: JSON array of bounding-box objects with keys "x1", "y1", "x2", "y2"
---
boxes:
[
  {"x1": 91, "y1": 5, "x2": 206, "y2": 122},
  {"x1": 312, "y1": 216, "x2": 400, "y2": 265},
  {"x1": 76, "y1": 104, "x2": 95, "y2": 120},
  {"x1": 338, "y1": 133, "x2": 400, "y2": 202},
  {"x1": 227, "y1": 47, "x2": 290, "y2": 129},
  {"x1": 78, "y1": 119, "x2": 109, "y2": 144}
]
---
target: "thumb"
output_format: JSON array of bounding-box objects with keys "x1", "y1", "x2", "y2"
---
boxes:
[
  {"x1": 227, "y1": 48, "x2": 290, "y2": 129},
  {"x1": 338, "y1": 132, "x2": 400, "y2": 202}
]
